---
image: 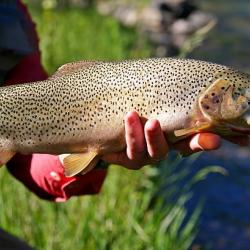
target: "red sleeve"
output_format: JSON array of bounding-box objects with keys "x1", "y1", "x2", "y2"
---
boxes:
[
  {"x1": 4, "y1": 0, "x2": 107, "y2": 201},
  {"x1": 7, "y1": 154, "x2": 107, "y2": 202}
]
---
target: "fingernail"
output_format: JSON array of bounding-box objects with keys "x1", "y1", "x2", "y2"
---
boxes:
[
  {"x1": 126, "y1": 111, "x2": 140, "y2": 125},
  {"x1": 192, "y1": 133, "x2": 221, "y2": 151},
  {"x1": 190, "y1": 134, "x2": 204, "y2": 151}
]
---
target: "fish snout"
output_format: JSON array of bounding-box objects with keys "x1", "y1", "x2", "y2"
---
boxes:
[
  {"x1": 245, "y1": 88, "x2": 250, "y2": 99},
  {"x1": 244, "y1": 111, "x2": 250, "y2": 125},
  {"x1": 242, "y1": 89, "x2": 250, "y2": 125}
]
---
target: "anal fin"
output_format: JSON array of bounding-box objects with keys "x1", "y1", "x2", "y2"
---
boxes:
[
  {"x1": 63, "y1": 152, "x2": 99, "y2": 177},
  {"x1": 0, "y1": 151, "x2": 15, "y2": 166}
]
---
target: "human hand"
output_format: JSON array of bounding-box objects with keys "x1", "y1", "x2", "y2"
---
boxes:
[{"x1": 101, "y1": 111, "x2": 221, "y2": 170}]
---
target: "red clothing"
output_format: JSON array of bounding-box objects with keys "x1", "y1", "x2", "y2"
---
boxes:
[
  {"x1": 7, "y1": 154, "x2": 107, "y2": 202},
  {"x1": 3, "y1": 1, "x2": 107, "y2": 202}
]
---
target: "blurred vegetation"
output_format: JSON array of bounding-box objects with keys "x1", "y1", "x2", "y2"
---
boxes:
[
  {"x1": 0, "y1": 3, "x2": 224, "y2": 250},
  {"x1": 0, "y1": 155, "x2": 224, "y2": 250},
  {"x1": 179, "y1": 19, "x2": 216, "y2": 58},
  {"x1": 25, "y1": 0, "x2": 150, "y2": 9},
  {"x1": 28, "y1": 7, "x2": 151, "y2": 74}
]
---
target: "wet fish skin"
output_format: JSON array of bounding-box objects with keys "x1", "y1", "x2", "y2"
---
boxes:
[{"x1": 0, "y1": 58, "x2": 250, "y2": 175}]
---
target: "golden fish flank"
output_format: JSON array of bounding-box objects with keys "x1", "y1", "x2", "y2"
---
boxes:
[{"x1": 0, "y1": 58, "x2": 250, "y2": 176}]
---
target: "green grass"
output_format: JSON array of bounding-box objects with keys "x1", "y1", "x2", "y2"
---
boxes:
[
  {"x1": 30, "y1": 7, "x2": 151, "y2": 74},
  {"x1": 0, "y1": 163, "x2": 194, "y2": 250},
  {"x1": 0, "y1": 6, "x2": 219, "y2": 250},
  {"x1": 0, "y1": 153, "x2": 224, "y2": 249}
]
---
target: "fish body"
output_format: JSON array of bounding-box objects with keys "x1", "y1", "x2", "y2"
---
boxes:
[{"x1": 1, "y1": 58, "x2": 250, "y2": 175}]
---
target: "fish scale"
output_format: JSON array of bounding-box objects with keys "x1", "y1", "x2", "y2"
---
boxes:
[{"x1": 0, "y1": 57, "x2": 250, "y2": 176}]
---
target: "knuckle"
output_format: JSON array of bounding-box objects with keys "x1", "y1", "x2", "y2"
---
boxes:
[
  {"x1": 126, "y1": 161, "x2": 144, "y2": 170},
  {"x1": 128, "y1": 146, "x2": 146, "y2": 160},
  {"x1": 128, "y1": 152, "x2": 144, "y2": 162}
]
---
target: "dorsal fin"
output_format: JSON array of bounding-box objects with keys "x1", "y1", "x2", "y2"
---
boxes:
[{"x1": 50, "y1": 61, "x2": 96, "y2": 79}]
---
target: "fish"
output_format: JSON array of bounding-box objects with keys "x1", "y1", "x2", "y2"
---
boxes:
[{"x1": 0, "y1": 57, "x2": 250, "y2": 176}]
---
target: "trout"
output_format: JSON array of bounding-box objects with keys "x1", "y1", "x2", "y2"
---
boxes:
[{"x1": 1, "y1": 58, "x2": 250, "y2": 176}]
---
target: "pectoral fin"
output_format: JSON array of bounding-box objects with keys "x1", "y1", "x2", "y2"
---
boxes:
[
  {"x1": 63, "y1": 152, "x2": 99, "y2": 177},
  {"x1": 0, "y1": 151, "x2": 15, "y2": 166},
  {"x1": 174, "y1": 122, "x2": 211, "y2": 137}
]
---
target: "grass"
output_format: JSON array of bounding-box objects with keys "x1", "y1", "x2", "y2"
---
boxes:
[
  {"x1": 30, "y1": 7, "x2": 151, "y2": 74},
  {"x1": 0, "y1": 5, "x2": 220, "y2": 250},
  {"x1": 0, "y1": 152, "x2": 224, "y2": 249},
  {"x1": 0, "y1": 163, "x2": 195, "y2": 250}
]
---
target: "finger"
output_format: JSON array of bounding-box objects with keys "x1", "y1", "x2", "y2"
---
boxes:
[
  {"x1": 125, "y1": 111, "x2": 146, "y2": 160},
  {"x1": 144, "y1": 119, "x2": 169, "y2": 160},
  {"x1": 173, "y1": 133, "x2": 221, "y2": 154}
]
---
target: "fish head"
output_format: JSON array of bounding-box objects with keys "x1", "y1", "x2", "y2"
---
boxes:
[{"x1": 198, "y1": 72, "x2": 250, "y2": 135}]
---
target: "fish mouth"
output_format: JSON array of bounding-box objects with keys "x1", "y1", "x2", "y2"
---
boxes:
[
  {"x1": 227, "y1": 124, "x2": 250, "y2": 135},
  {"x1": 243, "y1": 111, "x2": 250, "y2": 126},
  {"x1": 224, "y1": 111, "x2": 250, "y2": 135}
]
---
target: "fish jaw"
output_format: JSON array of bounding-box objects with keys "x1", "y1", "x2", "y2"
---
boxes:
[
  {"x1": 226, "y1": 124, "x2": 250, "y2": 135},
  {"x1": 225, "y1": 111, "x2": 250, "y2": 135}
]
